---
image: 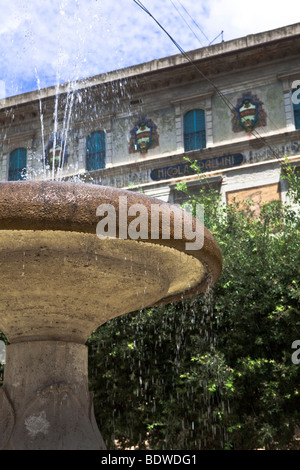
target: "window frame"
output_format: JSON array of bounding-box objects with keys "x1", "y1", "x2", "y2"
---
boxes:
[{"x1": 86, "y1": 130, "x2": 106, "y2": 172}]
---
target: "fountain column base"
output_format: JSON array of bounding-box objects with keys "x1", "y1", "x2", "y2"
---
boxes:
[{"x1": 0, "y1": 340, "x2": 106, "y2": 450}]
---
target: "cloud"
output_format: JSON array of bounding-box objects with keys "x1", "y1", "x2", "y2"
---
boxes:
[
  {"x1": 0, "y1": 0, "x2": 299, "y2": 98},
  {"x1": 202, "y1": 0, "x2": 300, "y2": 42},
  {"x1": 0, "y1": 81, "x2": 5, "y2": 99}
]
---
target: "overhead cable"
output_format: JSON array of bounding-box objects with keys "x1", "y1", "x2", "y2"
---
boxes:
[
  {"x1": 169, "y1": 0, "x2": 205, "y2": 47},
  {"x1": 173, "y1": 0, "x2": 210, "y2": 44}
]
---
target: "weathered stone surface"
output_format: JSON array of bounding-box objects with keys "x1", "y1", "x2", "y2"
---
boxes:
[
  {"x1": 1, "y1": 341, "x2": 105, "y2": 450},
  {"x1": 0, "y1": 388, "x2": 15, "y2": 449}
]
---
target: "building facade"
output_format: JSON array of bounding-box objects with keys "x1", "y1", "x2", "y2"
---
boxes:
[{"x1": 0, "y1": 22, "x2": 300, "y2": 210}]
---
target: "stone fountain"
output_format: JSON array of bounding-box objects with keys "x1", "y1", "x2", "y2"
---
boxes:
[{"x1": 0, "y1": 181, "x2": 222, "y2": 450}]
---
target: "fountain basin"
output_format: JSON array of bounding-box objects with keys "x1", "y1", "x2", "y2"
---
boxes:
[{"x1": 0, "y1": 181, "x2": 222, "y2": 344}]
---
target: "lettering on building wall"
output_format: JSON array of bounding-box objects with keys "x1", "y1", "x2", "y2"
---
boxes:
[
  {"x1": 245, "y1": 140, "x2": 300, "y2": 164},
  {"x1": 150, "y1": 154, "x2": 244, "y2": 181}
]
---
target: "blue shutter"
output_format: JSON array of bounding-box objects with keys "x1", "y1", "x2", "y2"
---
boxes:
[
  {"x1": 8, "y1": 148, "x2": 27, "y2": 181},
  {"x1": 294, "y1": 102, "x2": 300, "y2": 130},
  {"x1": 293, "y1": 86, "x2": 300, "y2": 130},
  {"x1": 86, "y1": 131, "x2": 106, "y2": 171},
  {"x1": 184, "y1": 110, "x2": 206, "y2": 151}
]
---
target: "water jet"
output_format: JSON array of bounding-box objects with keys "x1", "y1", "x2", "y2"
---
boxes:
[{"x1": 0, "y1": 180, "x2": 222, "y2": 449}]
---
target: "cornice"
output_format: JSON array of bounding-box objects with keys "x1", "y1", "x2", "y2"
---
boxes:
[
  {"x1": 170, "y1": 91, "x2": 215, "y2": 105},
  {"x1": 1, "y1": 23, "x2": 300, "y2": 111}
]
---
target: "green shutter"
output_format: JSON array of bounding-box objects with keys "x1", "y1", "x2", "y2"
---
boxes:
[
  {"x1": 8, "y1": 148, "x2": 27, "y2": 181},
  {"x1": 184, "y1": 110, "x2": 206, "y2": 151},
  {"x1": 294, "y1": 103, "x2": 300, "y2": 130},
  {"x1": 86, "y1": 131, "x2": 106, "y2": 171}
]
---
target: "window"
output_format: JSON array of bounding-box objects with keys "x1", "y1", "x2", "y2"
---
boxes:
[
  {"x1": 86, "y1": 131, "x2": 106, "y2": 171},
  {"x1": 293, "y1": 85, "x2": 300, "y2": 130},
  {"x1": 294, "y1": 101, "x2": 300, "y2": 130},
  {"x1": 8, "y1": 148, "x2": 27, "y2": 181},
  {"x1": 184, "y1": 109, "x2": 206, "y2": 152}
]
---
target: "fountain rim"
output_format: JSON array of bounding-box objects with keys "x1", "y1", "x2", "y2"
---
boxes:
[{"x1": 0, "y1": 180, "x2": 222, "y2": 304}]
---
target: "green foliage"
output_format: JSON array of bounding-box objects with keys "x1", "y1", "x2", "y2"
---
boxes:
[
  {"x1": 88, "y1": 161, "x2": 300, "y2": 449},
  {"x1": 281, "y1": 157, "x2": 300, "y2": 205},
  {"x1": 88, "y1": 300, "x2": 234, "y2": 450}
]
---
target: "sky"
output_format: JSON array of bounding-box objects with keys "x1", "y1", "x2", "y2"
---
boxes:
[{"x1": 0, "y1": 0, "x2": 299, "y2": 99}]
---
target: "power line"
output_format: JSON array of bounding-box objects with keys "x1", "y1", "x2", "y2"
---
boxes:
[
  {"x1": 169, "y1": 0, "x2": 205, "y2": 47},
  {"x1": 133, "y1": 0, "x2": 186, "y2": 56},
  {"x1": 132, "y1": 0, "x2": 283, "y2": 162},
  {"x1": 173, "y1": 0, "x2": 210, "y2": 44}
]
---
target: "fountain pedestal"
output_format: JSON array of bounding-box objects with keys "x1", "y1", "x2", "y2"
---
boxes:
[{"x1": 0, "y1": 340, "x2": 105, "y2": 449}]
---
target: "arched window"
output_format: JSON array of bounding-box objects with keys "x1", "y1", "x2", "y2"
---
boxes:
[
  {"x1": 86, "y1": 131, "x2": 106, "y2": 171},
  {"x1": 8, "y1": 148, "x2": 27, "y2": 181},
  {"x1": 184, "y1": 109, "x2": 206, "y2": 152}
]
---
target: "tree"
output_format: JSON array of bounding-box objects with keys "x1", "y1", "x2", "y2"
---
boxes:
[{"x1": 88, "y1": 158, "x2": 300, "y2": 449}]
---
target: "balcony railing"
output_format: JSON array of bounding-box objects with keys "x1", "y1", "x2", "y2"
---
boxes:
[
  {"x1": 86, "y1": 151, "x2": 106, "y2": 172},
  {"x1": 184, "y1": 131, "x2": 206, "y2": 152},
  {"x1": 8, "y1": 168, "x2": 27, "y2": 181}
]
